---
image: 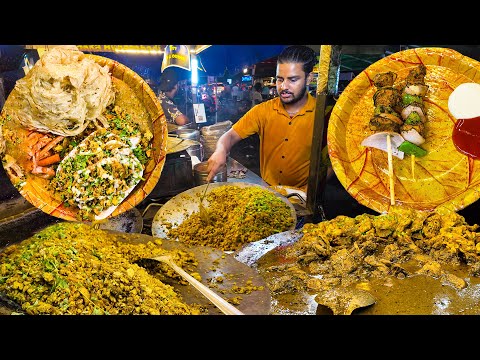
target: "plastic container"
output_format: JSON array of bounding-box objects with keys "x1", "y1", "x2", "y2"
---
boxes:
[{"x1": 193, "y1": 161, "x2": 227, "y2": 185}]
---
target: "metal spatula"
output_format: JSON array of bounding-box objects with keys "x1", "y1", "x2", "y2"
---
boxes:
[
  {"x1": 198, "y1": 181, "x2": 211, "y2": 224},
  {"x1": 140, "y1": 254, "x2": 244, "y2": 315},
  {"x1": 314, "y1": 287, "x2": 376, "y2": 315}
]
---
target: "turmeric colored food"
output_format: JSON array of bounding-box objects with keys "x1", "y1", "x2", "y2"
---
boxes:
[
  {"x1": 265, "y1": 207, "x2": 480, "y2": 297},
  {"x1": 167, "y1": 185, "x2": 295, "y2": 251},
  {"x1": 0, "y1": 222, "x2": 201, "y2": 315}
]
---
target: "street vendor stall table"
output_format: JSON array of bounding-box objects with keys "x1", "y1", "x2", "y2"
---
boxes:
[{"x1": 226, "y1": 157, "x2": 267, "y2": 186}]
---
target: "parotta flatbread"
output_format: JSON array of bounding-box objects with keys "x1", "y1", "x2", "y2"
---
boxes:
[{"x1": 10, "y1": 45, "x2": 115, "y2": 137}]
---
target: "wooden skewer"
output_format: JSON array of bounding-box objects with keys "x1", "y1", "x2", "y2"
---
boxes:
[
  {"x1": 386, "y1": 134, "x2": 395, "y2": 205},
  {"x1": 411, "y1": 154, "x2": 416, "y2": 181}
]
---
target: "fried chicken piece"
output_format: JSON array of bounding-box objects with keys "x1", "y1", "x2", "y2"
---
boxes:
[
  {"x1": 369, "y1": 114, "x2": 402, "y2": 133},
  {"x1": 406, "y1": 64, "x2": 427, "y2": 85},
  {"x1": 373, "y1": 87, "x2": 402, "y2": 110},
  {"x1": 373, "y1": 71, "x2": 397, "y2": 88},
  {"x1": 374, "y1": 105, "x2": 400, "y2": 116},
  {"x1": 400, "y1": 122, "x2": 426, "y2": 138}
]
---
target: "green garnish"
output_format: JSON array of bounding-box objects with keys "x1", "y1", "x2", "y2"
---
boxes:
[
  {"x1": 405, "y1": 111, "x2": 423, "y2": 125},
  {"x1": 398, "y1": 141, "x2": 427, "y2": 157},
  {"x1": 402, "y1": 93, "x2": 423, "y2": 106}
]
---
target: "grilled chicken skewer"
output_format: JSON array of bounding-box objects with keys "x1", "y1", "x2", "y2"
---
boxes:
[
  {"x1": 362, "y1": 66, "x2": 430, "y2": 201},
  {"x1": 398, "y1": 64, "x2": 429, "y2": 178},
  {"x1": 363, "y1": 71, "x2": 404, "y2": 205},
  {"x1": 400, "y1": 64, "x2": 428, "y2": 146}
]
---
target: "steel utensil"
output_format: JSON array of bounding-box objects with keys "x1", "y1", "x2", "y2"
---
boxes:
[
  {"x1": 139, "y1": 254, "x2": 244, "y2": 315},
  {"x1": 90, "y1": 207, "x2": 143, "y2": 233},
  {"x1": 198, "y1": 181, "x2": 211, "y2": 224},
  {"x1": 233, "y1": 229, "x2": 302, "y2": 267},
  {"x1": 314, "y1": 287, "x2": 376, "y2": 315},
  {"x1": 151, "y1": 182, "x2": 296, "y2": 240}
]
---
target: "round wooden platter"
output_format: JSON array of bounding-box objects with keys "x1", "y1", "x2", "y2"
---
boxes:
[{"x1": 1, "y1": 54, "x2": 168, "y2": 221}]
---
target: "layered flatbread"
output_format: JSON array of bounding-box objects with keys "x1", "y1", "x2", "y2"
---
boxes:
[{"x1": 10, "y1": 46, "x2": 115, "y2": 136}]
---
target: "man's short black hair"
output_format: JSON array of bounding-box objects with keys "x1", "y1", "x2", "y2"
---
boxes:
[
  {"x1": 159, "y1": 68, "x2": 179, "y2": 92},
  {"x1": 277, "y1": 45, "x2": 317, "y2": 75}
]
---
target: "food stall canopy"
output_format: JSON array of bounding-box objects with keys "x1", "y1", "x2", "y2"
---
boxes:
[
  {"x1": 23, "y1": 45, "x2": 212, "y2": 82},
  {"x1": 22, "y1": 45, "x2": 289, "y2": 85},
  {"x1": 161, "y1": 45, "x2": 191, "y2": 72},
  {"x1": 25, "y1": 45, "x2": 211, "y2": 55}
]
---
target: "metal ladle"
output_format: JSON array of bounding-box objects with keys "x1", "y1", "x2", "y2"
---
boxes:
[
  {"x1": 314, "y1": 287, "x2": 376, "y2": 315},
  {"x1": 198, "y1": 181, "x2": 211, "y2": 225}
]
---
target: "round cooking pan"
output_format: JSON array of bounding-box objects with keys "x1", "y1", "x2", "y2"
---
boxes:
[
  {"x1": 166, "y1": 135, "x2": 201, "y2": 154},
  {"x1": 0, "y1": 228, "x2": 271, "y2": 315},
  {"x1": 151, "y1": 181, "x2": 297, "y2": 240},
  {"x1": 90, "y1": 207, "x2": 143, "y2": 233}
]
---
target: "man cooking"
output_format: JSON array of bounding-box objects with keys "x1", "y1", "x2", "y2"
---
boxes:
[{"x1": 206, "y1": 45, "x2": 317, "y2": 190}]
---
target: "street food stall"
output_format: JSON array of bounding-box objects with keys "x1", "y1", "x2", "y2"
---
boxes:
[{"x1": 3, "y1": 44, "x2": 480, "y2": 315}]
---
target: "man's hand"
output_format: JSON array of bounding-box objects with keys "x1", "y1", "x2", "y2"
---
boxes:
[
  {"x1": 206, "y1": 149, "x2": 227, "y2": 182},
  {"x1": 205, "y1": 128, "x2": 241, "y2": 182}
]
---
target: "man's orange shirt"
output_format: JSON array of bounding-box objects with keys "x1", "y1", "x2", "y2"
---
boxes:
[{"x1": 232, "y1": 93, "x2": 316, "y2": 189}]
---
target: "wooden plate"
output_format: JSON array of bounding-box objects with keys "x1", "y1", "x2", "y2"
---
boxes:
[
  {"x1": 328, "y1": 47, "x2": 480, "y2": 214},
  {"x1": 1, "y1": 54, "x2": 168, "y2": 221}
]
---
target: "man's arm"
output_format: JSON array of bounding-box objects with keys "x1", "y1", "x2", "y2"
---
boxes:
[
  {"x1": 160, "y1": 95, "x2": 190, "y2": 126},
  {"x1": 206, "y1": 128, "x2": 242, "y2": 182},
  {"x1": 174, "y1": 113, "x2": 190, "y2": 125}
]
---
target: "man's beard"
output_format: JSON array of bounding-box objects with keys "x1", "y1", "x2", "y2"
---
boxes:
[{"x1": 279, "y1": 85, "x2": 307, "y2": 105}]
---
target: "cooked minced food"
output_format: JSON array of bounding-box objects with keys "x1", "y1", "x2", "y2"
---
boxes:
[
  {"x1": 265, "y1": 207, "x2": 480, "y2": 296},
  {"x1": 48, "y1": 105, "x2": 153, "y2": 221},
  {"x1": 49, "y1": 128, "x2": 144, "y2": 221},
  {"x1": 0, "y1": 222, "x2": 202, "y2": 315},
  {"x1": 167, "y1": 185, "x2": 294, "y2": 251}
]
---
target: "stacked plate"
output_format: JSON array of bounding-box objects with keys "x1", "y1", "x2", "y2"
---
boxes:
[{"x1": 200, "y1": 121, "x2": 232, "y2": 160}]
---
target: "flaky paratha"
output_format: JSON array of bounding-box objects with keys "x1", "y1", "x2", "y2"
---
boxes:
[{"x1": 10, "y1": 46, "x2": 115, "y2": 137}]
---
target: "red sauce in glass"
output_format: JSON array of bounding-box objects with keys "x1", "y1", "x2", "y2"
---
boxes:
[{"x1": 452, "y1": 116, "x2": 480, "y2": 159}]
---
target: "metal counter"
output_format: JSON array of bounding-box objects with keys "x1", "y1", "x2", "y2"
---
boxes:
[{"x1": 226, "y1": 157, "x2": 268, "y2": 186}]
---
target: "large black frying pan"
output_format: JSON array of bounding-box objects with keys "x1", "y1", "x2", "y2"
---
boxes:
[{"x1": 234, "y1": 229, "x2": 480, "y2": 315}]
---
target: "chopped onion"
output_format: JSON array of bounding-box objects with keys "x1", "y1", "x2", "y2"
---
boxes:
[
  {"x1": 401, "y1": 128, "x2": 425, "y2": 145},
  {"x1": 401, "y1": 105, "x2": 426, "y2": 122},
  {"x1": 361, "y1": 131, "x2": 405, "y2": 160}
]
